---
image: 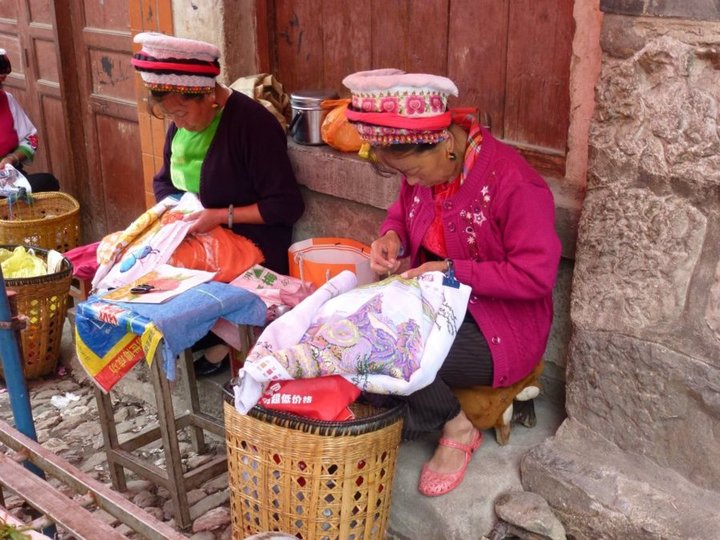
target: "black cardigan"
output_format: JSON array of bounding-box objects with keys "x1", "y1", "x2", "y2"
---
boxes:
[{"x1": 154, "y1": 91, "x2": 304, "y2": 274}]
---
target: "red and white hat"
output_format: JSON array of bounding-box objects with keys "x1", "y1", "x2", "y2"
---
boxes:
[
  {"x1": 342, "y1": 68, "x2": 459, "y2": 145},
  {"x1": 131, "y1": 32, "x2": 220, "y2": 94}
]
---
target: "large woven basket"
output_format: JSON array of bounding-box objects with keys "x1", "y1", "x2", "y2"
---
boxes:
[
  {"x1": 223, "y1": 386, "x2": 405, "y2": 540},
  {"x1": 0, "y1": 246, "x2": 73, "y2": 379},
  {"x1": 0, "y1": 192, "x2": 80, "y2": 253}
]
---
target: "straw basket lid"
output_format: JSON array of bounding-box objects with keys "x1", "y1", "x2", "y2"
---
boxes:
[
  {"x1": 243, "y1": 534, "x2": 298, "y2": 540},
  {"x1": 0, "y1": 192, "x2": 81, "y2": 253},
  {"x1": 0, "y1": 191, "x2": 80, "y2": 222}
]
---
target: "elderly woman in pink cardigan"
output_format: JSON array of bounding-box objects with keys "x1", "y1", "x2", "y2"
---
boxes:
[{"x1": 344, "y1": 69, "x2": 561, "y2": 497}]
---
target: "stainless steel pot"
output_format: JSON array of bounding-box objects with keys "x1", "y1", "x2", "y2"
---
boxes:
[{"x1": 289, "y1": 89, "x2": 338, "y2": 145}]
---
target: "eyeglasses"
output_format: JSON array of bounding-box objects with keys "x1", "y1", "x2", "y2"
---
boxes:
[
  {"x1": 146, "y1": 98, "x2": 189, "y2": 120},
  {"x1": 158, "y1": 106, "x2": 188, "y2": 119}
]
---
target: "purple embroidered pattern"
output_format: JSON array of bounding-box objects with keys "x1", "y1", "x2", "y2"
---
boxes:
[{"x1": 294, "y1": 293, "x2": 424, "y2": 382}]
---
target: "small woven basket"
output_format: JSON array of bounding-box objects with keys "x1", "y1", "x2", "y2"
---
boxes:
[
  {"x1": 0, "y1": 246, "x2": 73, "y2": 379},
  {"x1": 223, "y1": 386, "x2": 405, "y2": 540},
  {"x1": 0, "y1": 192, "x2": 80, "y2": 253}
]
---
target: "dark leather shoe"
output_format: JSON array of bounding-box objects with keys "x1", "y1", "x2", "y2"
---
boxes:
[{"x1": 194, "y1": 354, "x2": 229, "y2": 378}]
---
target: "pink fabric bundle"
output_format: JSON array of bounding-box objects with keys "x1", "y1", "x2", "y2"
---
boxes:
[{"x1": 64, "y1": 241, "x2": 100, "y2": 280}]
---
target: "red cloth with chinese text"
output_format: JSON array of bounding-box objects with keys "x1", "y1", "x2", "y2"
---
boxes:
[{"x1": 258, "y1": 375, "x2": 361, "y2": 421}]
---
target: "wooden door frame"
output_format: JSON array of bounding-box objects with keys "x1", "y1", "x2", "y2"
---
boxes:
[
  {"x1": 51, "y1": 0, "x2": 146, "y2": 241},
  {"x1": 50, "y1": 1, "x2": 85, "y2": 198}
]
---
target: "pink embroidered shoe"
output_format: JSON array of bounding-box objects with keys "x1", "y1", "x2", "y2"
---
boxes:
[{"x1": 418, "y1": 429, "x2": 483, "y2": 497}]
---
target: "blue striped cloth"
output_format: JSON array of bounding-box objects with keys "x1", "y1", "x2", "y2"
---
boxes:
[{"x1": 77, "y1": 281, "x2": 266, "y2": 381}]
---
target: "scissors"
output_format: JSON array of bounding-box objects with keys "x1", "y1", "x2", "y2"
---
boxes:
[{"x1": 129, "y1": 283, "x2": 155, "y2": 294}]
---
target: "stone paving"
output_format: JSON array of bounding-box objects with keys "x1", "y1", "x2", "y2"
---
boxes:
[
  {"x1": 0, "y1": 321, "x2": 569, "y2": 540},
  {"x1": 0, "y1": 372, "x2": 233, "y2": 539}
]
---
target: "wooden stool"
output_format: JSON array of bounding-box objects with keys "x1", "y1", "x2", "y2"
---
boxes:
[
  {"x1": 228, "y1": 325, "x2": 261, "y2": 376},
  {"x1": 69, "y1": 280, "x2": 227, "y2": 530},
  {"x1": 71, "y1": 281, "x2": 261, "y2": 529},
  {"x1": 69, "y1": 276, "x2": 93, "y2": 307},
  {"x1": 66, "y1": 276, "x2": 93, "y2": 332},
  {"x1": 452, "y1": 361, "x2": 544, "y2": 445},
  {"x1": 94, "y1": 348, "x2": 226, "y2": 530}
]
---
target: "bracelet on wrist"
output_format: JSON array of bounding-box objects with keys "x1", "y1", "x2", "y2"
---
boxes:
[{"x1": 227, "y1": 204, "x2": 234, "y2": 228}]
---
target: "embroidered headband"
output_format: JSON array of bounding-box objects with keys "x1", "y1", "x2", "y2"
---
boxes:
[
  {"x1": 342, "y1": 68, "x2": 459, "y2": 145},
  {"x1": 131, "y1": 33, "x2": 220, "y2": 94}
]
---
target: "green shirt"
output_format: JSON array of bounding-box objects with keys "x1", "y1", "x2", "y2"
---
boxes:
[{"x1": 169, "y1": 111, "x2": 223, "y2": 194}]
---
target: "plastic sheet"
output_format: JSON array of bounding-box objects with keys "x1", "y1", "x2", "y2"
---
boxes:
[{"x1": 0, "y1": 246, "x2": 47, "y2": 278}]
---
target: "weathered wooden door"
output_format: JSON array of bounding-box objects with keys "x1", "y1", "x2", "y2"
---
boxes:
[
  {"x1": 0, "y1": 0, "x2": 74, "y2": 191},
  {"x1": 263, "y1": 0, "x2": 573, "y2": 177},
  {"x1": 63, "y1": 0, "x2": 145, "y2": 240},
  {"x1": 1, "y1": 0, "x2": 145, "y2": 242}
]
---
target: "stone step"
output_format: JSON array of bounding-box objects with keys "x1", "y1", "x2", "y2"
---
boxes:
[
  {"x1": 522, "y1": 418, "x2": 720, "y2": 539},
  {"x1": 387, "y1": 397, "x2": 565, "y2": 539}
]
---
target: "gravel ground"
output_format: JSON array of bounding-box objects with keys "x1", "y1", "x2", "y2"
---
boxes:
[{"x1": 0, "y1": 371, "x2": 235, "y2": 539}]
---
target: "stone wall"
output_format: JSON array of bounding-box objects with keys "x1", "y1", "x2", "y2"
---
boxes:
[
  {"x1": 522, "y1": 9, "x2": 720, "y2": 539},
  {"x1": 172, "y1": 0, "x2": 261, "y2": 84}
]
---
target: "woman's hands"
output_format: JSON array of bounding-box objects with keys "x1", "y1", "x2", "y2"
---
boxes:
[
  {"x1": 184, "y1": 208, "x2": 224, "y2": 234},
  {"x1": 399, "y1": 260, "x2": 448, "y2": 279},
  {"x1": 370, "y1": 231, "x2": 403, "y2": 275},
  {"x1": 184, "y1": 202, "x2": 263, "y2": 234},
  {"x1": 371, "y1": 231, "x2": 449, "y2": 279},
  {"x1": 0, "y1": 154, "x2": 19, "y2": 169}
]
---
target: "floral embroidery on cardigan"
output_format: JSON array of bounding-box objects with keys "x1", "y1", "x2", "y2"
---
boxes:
[
  {"x1": 481, "y1": 185, "x2": 490, "y2": 203},
  {"x1": 408, "y1": 195, "x2": 421, "y2": 221},
  {"x1": 458, "y1": 186, "x2": 491, "y2": 259}
]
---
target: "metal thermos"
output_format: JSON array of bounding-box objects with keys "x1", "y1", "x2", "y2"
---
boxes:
[{"x1": 289, "y1": 89, "x2": 338, "y2": 145}]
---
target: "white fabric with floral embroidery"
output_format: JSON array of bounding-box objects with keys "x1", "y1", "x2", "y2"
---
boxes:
[{"x1": 233, "y1": 270, "x2": 470, "y2": 414}]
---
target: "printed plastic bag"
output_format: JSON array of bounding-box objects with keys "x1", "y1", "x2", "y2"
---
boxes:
[
  {"x1": 258, "y1": 375, "x2": 361, "y2": 421},
  {"x1": 168, "y1": 226, "x2": 264, "y2": 283},
  {"x1": 0, "y1": 164, "x2": 32, "y2": 197},
  {"x1": 320, "y1": 99, "x2": 363, "y2": 152},
  {"x1": 0, "y1": 246, "x2": 47, "y2": 278},
  {"x1": 233, "y1": 270, "x2": 472, "y2": 414},
  {"x1": 229, "y1": 264, "x2": 315, "y2": 307}
]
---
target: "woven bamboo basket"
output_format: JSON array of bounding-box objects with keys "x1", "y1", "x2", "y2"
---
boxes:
[
  {"x1": 0, "y1": 246, "x2": 73, "y2": 379},
  {"x1": 0, "y1": 192, "x2": 80, "y2": 253},
  {"x1": 223, "y1": 386, "x2": 405, "y2": 540}
]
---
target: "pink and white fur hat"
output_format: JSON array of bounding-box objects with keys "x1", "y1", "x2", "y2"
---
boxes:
[
  {"x1": 342, "y1": 68, "x2": 459, "y2": 145},
  {"x1": 131, "y1": 32, "x2": 220, "y2": 94}
]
